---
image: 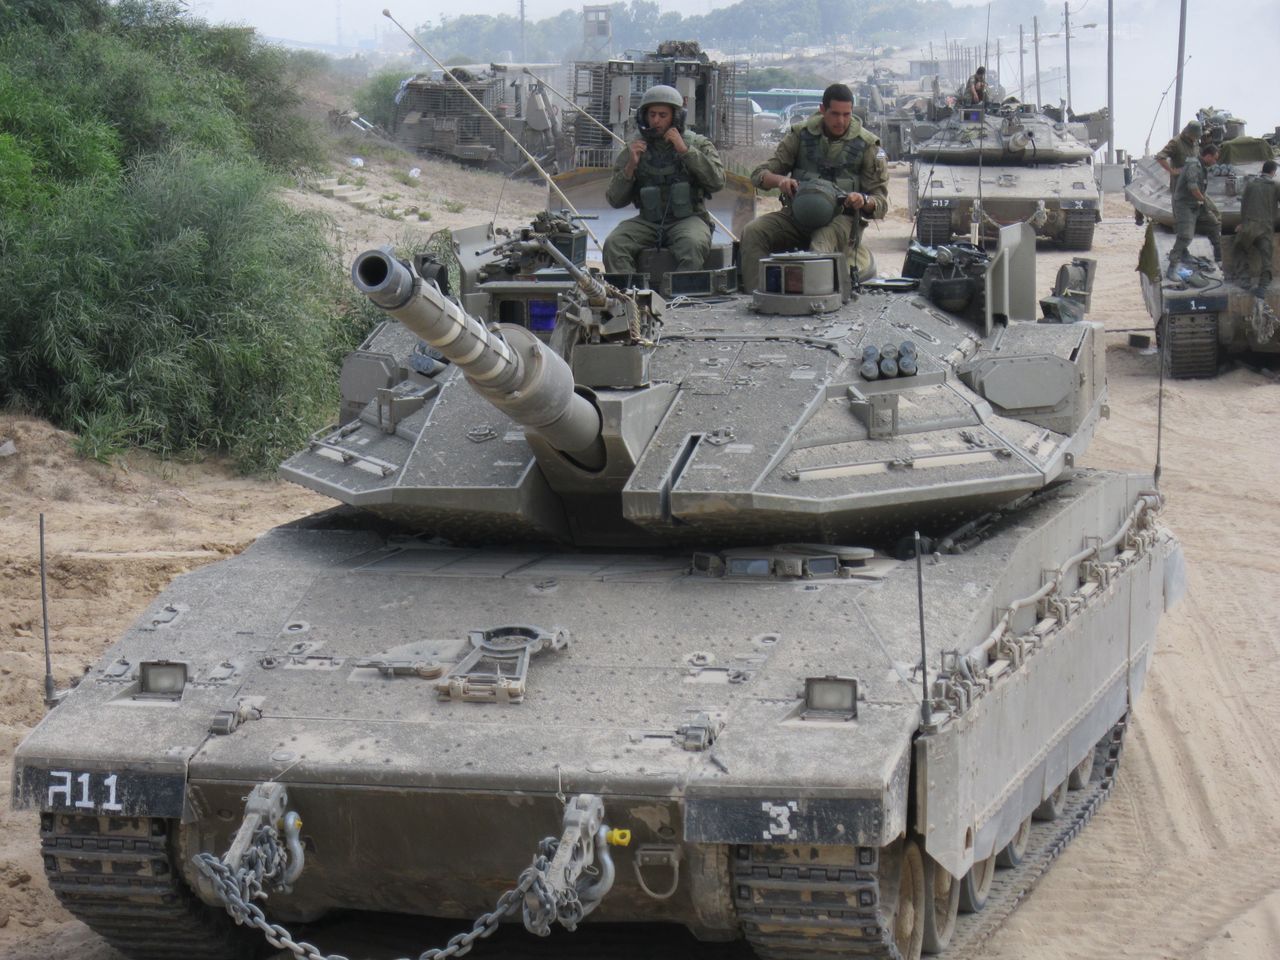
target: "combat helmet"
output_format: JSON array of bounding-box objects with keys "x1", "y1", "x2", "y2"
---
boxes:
[
  {"x1": 639, "y1": 84, "x2": 683, "y2": 117},
  {"x1": 1182, "y1": 119, "x2": 1202, "y2": 139},
  {"x1": 789, "y1": 180, "x2": 843, "y2": 230}
]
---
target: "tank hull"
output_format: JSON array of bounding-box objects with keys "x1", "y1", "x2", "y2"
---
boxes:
[
  {"x1": 909, "y1": 161, "x2": 1102, "y2": 249},
  {"x1": 14, "y1": 471, "x2": 1180, "y2": 954}
]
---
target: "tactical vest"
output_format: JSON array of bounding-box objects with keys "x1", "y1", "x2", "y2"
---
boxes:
[
  {"x1": 634, "y1": 142, "x2": 701, "y2": 224},
  {"x1": 794, "y1": 127, "x2": 867, "y2": 195},
  {"x1": 1240, "y1": 176, "x2": 1279, "y2": 225}
]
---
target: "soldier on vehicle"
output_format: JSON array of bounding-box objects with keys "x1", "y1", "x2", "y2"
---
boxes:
[
  {"x1": 962, "y1": 66, "x2": 990, "y2": 106},
  {"x1": 1230, "y1": 159, "x2": 1278, "y2": 297},
  {"x1": 1156, "y1": 120, "x2": 1203, "y2": 190},
  {"x1": 739, "y1": 83, "x2": 889, "y2": 293},
  {"x1": 1166, "y1": 142, "x2": 1223, "y2": 281},
  {"x1": 602, "y1": 84, "x2": 725, "y2": 275}
]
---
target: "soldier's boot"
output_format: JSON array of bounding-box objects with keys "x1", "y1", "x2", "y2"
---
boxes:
[{"x1": 1165, "y1": 264, "x2": 1182, "y2": 283}]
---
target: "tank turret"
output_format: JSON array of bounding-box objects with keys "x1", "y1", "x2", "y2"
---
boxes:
[{"x1": 282, "y1": 220, "x2": 1106, "y2": 547}]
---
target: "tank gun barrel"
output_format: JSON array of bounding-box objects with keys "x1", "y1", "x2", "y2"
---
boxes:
[{"x1": 352, "y1": 249, "x2": 605, "y2": 468}]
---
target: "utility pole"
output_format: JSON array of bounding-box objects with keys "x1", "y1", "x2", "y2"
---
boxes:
[
  {"x1": 996, "y1": 38, "x2": 1001, "y2": 87},
  {"x1": 1173, "y1": 0, "x2": 1188, "y2": 134},
  {"x1": 1033, "y1": 16, "x2": 1042, "y2": 106},
  {"x1": 1064, "y1": 2, "x2": 1072, "y2": 113},
  {"x1": 519, "y1": 0, "x2": 526, "y2": 62},
  {"x1": 1106, "y1": 0, "x2": 1115, "y2": 162},
  {"x1": 1019, "y1": 24, "x2": 1026, "y2": 101}
]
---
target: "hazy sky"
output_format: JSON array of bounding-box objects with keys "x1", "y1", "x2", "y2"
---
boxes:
[{"x1": 188, "y1": 0, "x2": 1276, "y2": 156}]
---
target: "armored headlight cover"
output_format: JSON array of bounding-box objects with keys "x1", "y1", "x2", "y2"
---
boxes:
[
  {"x1": 139, "y1": 660, "x2": 188, "y2": 698},
  {"x1": 803, "y1": 675, "x2": 858, "y2": 720}
]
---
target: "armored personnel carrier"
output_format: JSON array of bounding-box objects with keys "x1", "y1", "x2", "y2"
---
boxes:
[
  {"x1": 12, "y1": 216, "x2": 1182, "y2": 960},
  {"x1": 908, "y1": 100, "x2": 1103, "y2": 250}
]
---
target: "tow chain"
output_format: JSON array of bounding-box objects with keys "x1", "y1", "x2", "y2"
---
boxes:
[{"x1": 192, "y1": 786, "x2": 626, "y2": 960}]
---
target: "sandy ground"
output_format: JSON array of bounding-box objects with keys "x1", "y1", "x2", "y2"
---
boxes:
[{"x1": 1, "y1": 151, "x2": 1278, "y2": 959}]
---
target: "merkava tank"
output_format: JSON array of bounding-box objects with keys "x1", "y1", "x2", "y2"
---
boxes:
[
  {"x1": 11, "y1": 215, "x2": 1183, "y2": 960},
  {"x1": 908, "y1": 100, "x2": 1103, "y2": 250},
  {"x1": 1126, "y1": 110, "x2": 1280, "y2": 377}
]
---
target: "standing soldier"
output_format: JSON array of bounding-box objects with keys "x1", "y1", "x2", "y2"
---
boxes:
[
  {"x1": 1230, "y1": 159, "x2": 1279, "y2": 298},
  {"x1": 739, "y1": 83, "x2": 888, "y2": 292},
  {"x1": 602, "y1": 85, "x2": 725, "y2": 275},
  {"x1": 1156, "y1": 120, "x2": 1203, "y2": 191},
  {"x1": 1166, "y1": 142, "x2": 1223, "y2": 282}
]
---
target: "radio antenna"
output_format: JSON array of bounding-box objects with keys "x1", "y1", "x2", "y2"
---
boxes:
[
  {"x1": 915, "y1": 531, "x2": 933, "y2": 725},
  {"x1": 39, "y1": 514, "x2": 56, "y2": 706}
]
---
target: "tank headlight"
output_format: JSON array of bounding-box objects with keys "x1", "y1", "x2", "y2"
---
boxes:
[
  {"x1": 139, "y1": 660, "x2": 188, "y2": 697},
  {"x1": 803, "y1": 676, "x2": 858, "y2": 719}
]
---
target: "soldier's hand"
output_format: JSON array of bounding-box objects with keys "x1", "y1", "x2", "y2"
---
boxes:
[
  {"x1": 775, "y1": 176, "x2": 799, "y2": 198},
  {"x1": 664, "y1": 128, "x2": 688, "y2": 153},
  {"x1": 844, "y1": 192, "x2": 868, "y2": 211},
  {"x1": 624, "y1": 140, "x2": 647, "y2": 177}
]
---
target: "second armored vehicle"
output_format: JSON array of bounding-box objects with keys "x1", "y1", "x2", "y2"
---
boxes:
[
  {"x1": 13, "y1": 216, "x2": 1181, "y2": 960},
  {"x1": 909, "y1": 100, "x2": 1104, "y2": 249}
]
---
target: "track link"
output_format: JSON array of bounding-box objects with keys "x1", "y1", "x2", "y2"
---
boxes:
[
  {"x1": 731, "y1": 719, "x2": 1127, "y2": 960},
  {"x1": 41, "y1": 813, "x2": 264, "y2": 960},
  {"x1": 917, "y1": 208, "x2": 954, "y2": 247},
  {"x1": 1060, "y1": 209, "x2": 1096, "y2": 250},
  {"x1": 1162, "y1": 312, "x2": 1220, "y2": 378}
]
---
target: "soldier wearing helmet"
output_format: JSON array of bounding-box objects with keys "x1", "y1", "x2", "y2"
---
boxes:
[
  {"x1": 602, "y1": 84, "x2": 726, "y2": 274},
  {"x1": 739, "y1": 83, "x2": 889, "y2": 293},
  {"x1": 1156, "y1": 120, "x2": 1204, "y2": 190}
]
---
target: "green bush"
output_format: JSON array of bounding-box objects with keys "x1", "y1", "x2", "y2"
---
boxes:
[
  {"x1": 0, "y1": 148, "x2": 374, "y2": 471},
  {"x1": 0, "y1": 1, "x2": 365, "y2": 469},
  {"x1": 354, "y1": 68, "x2": 412, "y2": 133}
]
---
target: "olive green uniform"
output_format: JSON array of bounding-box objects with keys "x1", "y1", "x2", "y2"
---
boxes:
[
  {"x1": 740, "y1": 113, "x2": 889, "y2": 292},
  {"x1": 1167, "y1": 155, "x2": 1222, "y2": 272},
  {"x1": 1231, "y1": 173, "x2": 1279, "y2": 291},
  {"x1": 1156, "y1": 132, "x2": 1198, "y2": 190},
  {"x1": 602, "y1": 131, "x2": 725, "y2": 273}
]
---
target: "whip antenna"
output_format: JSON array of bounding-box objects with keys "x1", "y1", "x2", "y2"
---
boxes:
[
  {"x1": 39, "y1": 514, "x2": 56, "y2": 706},
  {"x1": 915, "y1": 531, "x2": 933, "y2": 725},
  {"x1": 382, "y1": 9, "x2": 600, "y2": 245}
]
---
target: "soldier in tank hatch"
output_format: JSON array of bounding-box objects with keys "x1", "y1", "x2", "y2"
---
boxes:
[
  {"x1": 1166, "y1": 142, "x2": 1223, "y2": 282},
  {"x1": 1230, "y1": 159, "x2": 1278, "y2": 298},
  {"x1": 739, "y1": 83, "x2": 888, "y2": 293},
  {"x1": 602, "y1": 84, "x2": 725, "y2": 275},
  {"x1": 962, "y1": 66, "x2": 989, "y2": 106}
]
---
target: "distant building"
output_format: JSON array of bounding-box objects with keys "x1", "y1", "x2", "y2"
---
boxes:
[{"x1": 582, "y1": 5, "x2": 612, "y2": 58}]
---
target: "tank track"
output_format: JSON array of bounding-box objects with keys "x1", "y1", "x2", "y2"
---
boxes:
[
  {"x1": 917, "y1": 208, "x2": 953, "y2": 247},
  {"x1": 1161, "y1": 312, "x2": 1220, "y2": 378},
  {"x1": 40, "y1": 812, "x2": 265, "y2": 960},
  {"x1": 732, "y1": 718, "x2": 1127, "y2": 960},
  {"x1": 1060, "y1": 209, "x2": 1096, "y2": 250}
]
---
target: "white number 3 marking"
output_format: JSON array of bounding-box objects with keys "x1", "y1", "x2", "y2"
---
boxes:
[{"x1": 762, "y1": 800, "x2": 800, "y2": 840}]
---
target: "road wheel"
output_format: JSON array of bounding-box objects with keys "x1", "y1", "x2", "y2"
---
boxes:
[
  {"x1": 893, "y1": 839, "x2": 926, "y2": 960},
  {"x1": 921, "y1": 853, "x2": 959, "y2": 954},
  {"x1": 996, "y1": 815, "x2": 1032, "y2": 868},
  {"x1": 1068, "y1": 750, "x2": 1095, "y2": 790},
  {"x1": 1034, "y1": 779, "x2": 1069, "y2": 820},
  {"x1": 958, "y1": 854, "x2": 995, "y2": 913}
]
